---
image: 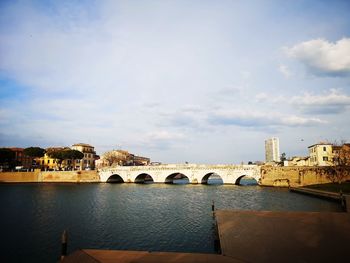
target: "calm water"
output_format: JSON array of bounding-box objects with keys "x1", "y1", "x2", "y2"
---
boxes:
[{"x1": 0, "y1": 182, "x2": 341, "y2": 262}]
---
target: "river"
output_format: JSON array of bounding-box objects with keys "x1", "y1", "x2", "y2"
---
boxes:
[{"x1": 0, "y1": 182, "x2": 341, "y2": 262}]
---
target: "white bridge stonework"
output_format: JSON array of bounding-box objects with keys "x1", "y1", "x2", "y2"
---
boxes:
[{"x1": 99, "y1": 164, "x2": 261, "y2": 184}]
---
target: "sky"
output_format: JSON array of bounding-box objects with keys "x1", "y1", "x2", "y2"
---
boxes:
[{"x1": 1, "y1": 0, "x2": 350, "y2": 164}]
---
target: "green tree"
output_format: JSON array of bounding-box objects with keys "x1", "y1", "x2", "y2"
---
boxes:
[
  {"x1": 66, "y1": 150, "x2": 84, "y2": 160},
  {"x1": 46, "y1": 147, "x2": 68, "y2": 169},
  {"x1": 280, "y1": 152, "x2": 287, "y2": 162},
  {"x1": 47, "y1": 148, "x2": 84, "y2": 169},
  {"x1": 23, "y1": 147, "x2": 45, "y2": 158}
]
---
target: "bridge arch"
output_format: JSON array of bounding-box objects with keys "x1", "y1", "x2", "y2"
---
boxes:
[
  {"x1": 107, "y1": 174, "x2": 124, "y2": 183},
  {"x1": 235, "y1": 175, "x2": 258, "y2": 186},
  {"x1": 165, "y1": 173, "x2": 190, "y2": 184},
  {"x1": 135, "y1": 173, "x2": 154, "y2": 184},
  {"x1": 201, "y1": 172, "x2": 223, "y2": 184}
]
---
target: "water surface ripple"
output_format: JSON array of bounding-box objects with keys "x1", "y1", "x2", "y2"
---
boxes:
[{"x1": 0, "y1": 183, "x2": 341, "y2": 262}]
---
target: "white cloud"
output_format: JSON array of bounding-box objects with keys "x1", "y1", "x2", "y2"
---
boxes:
[
  {"x1": 255, "y1": 93, "x2": 268, "y2": 102},
  {"x1": 146, "y1": 130, "x2": 185, "y2": 141},
  {"x1": 130, "y1": 130, "x2": 187, "y2": 151},
  {"x1": 285, "y1": 38, "x2": 350, "y2": 76},
  {"x1": 278, "y1": 64, "x2": 292, "y2": 78},
  {"x1": 291, "y1": 89, "x2": 350, "y2": 114},
  {"x1": 208, "y1": 109, "x2": 326, "y2": 127}
]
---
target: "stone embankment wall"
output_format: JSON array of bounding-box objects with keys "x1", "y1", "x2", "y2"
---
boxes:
[
  {"x1": 0, "y1": 170, "x2": 100, "y2": 183},
  {"x1": 260, "y1": 166, "x2": 350, "y2": 187}
]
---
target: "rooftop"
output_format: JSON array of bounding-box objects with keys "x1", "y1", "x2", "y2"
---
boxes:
[
  {"x1": 72, "y1": 143, "x2": 94, "y2": 147},
  {"x1": 307, "y1": 143, "x2": 332, "y2": 148}
]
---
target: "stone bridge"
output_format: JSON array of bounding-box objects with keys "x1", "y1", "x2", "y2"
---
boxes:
[{"x1": 99, "y1": 164, "x2": 261, "y2": 184}]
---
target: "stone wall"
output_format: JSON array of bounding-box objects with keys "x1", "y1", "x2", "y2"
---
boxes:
[
  {"x1": 0, "y1": 171, "x2": 40, "y2": 183},
  {"x1": 261, "y1": 166, "x2": 350, "y2": 187},
  {"x1": 0, "y1": 170, "x2": 100, "y2": 183}
]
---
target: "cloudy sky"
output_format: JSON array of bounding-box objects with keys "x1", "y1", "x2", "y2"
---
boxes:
[{"x1": 1, "y1": 0, "x2": 350, "y2": 164}]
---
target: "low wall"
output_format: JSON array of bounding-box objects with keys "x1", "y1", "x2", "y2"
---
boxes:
[
  {"x1": 261, "y1": 166, "x2": 350, "y2": 187},
  {"x1": 0, "y1": 170, "x2": 100, "y2": 183},
  {"x1": 0, "y1": 171, "x2": 40, "y2": 183}
]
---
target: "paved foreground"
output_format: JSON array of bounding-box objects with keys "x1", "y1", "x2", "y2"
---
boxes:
[
  {"x1": 216, "y1": 210, "x2": 350, "y2": 262},
  {"x1": 62, "y1": 249, "x2": 242, "y2": 263},
  {"x1": 62, "y1": 209, "x2": 350, "y2": 262}
]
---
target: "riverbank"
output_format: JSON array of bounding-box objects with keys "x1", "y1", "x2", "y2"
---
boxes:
[
  {"x1": 260, "y1": 166, "x2": 350, "y2": 187},
  {"x1": 305, "y1": 182, "x2": 350, "y2": 194},
  {"x1": 289, "y1": 185, "x2": 350, "y2": 212}
]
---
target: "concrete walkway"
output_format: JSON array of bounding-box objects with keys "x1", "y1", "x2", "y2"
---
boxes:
[
  {"x1": 62, "y1": 209, "x2": 350, "y2": 262},
  {"x1": 215, "y1": 210, "x2": 350, "y2": 262},
  {"x1": 289, "y1": 186, "x2": 345, "y2": 201},
  {"x1": 62, "y1": 249, "x2": 242, "y2": 263}
]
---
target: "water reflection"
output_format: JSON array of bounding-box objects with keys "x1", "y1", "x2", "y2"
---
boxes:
[{"x1": 0, "y1": 183, "x2": 342, "y2": 263}]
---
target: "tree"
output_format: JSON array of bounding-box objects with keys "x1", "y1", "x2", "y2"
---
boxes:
[
  {"x1": 324, "y1": 144, "x2": 350, "y2": 184},
  {"x1": 102, "y1": 150, "x2": 130, "y2": 166},
  {"x1": 63, "y1": 150, "x2": 84, "y2": 169},
  {"x1": 0, "y1": 148, "x2": 16, "y2": 169},
  {"x1": 46, "y1": 148, "x2": 84, "y2": 169},
  {"x1": 280, "y1": 153, "x2": 287, "y2": 162},
  {"x1": 23, "y1": 147, "x2": 45, "y2": 158},
  {"x1": 68, "y1": 150, "x2": 84, "y2": 160},
  {"x1": 46, "y1": 147, "x2": 69, "y2": 169}
]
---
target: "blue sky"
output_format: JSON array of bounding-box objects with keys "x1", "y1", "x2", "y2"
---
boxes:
[{"x1": 1, "y1": 0, "x2": 350, "y2": 163}]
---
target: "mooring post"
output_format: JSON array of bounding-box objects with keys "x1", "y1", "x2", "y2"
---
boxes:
[
  {"x1": 212, "y1": 200, "x2": 215, "y2": 211},
  {"x1": 61, "y1": 230, "x2": 68, "y2": 260},
  {"x1": 340, "y1": 190, "x2": 346, "y2": 211}
]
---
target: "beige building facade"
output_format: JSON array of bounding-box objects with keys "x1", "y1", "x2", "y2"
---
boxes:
[
  {"x1": 308, "y1": 143, "x2": 333, "y2": 166},
  {"x1": 71, "y1": 143, "x2": 96, "y2": 170},
  {"x1": 283, "y1": 156, "x2": 310, "y2": 167}
]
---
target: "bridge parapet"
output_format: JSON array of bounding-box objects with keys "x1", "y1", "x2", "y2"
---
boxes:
[{"x1": 99, "y1": 164, "x2": 261, "y2": 184}]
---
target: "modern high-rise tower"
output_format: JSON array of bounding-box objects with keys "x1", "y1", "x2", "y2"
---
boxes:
[{"x1": 265, "y1": 137, "x2": 280, "y2": 162}]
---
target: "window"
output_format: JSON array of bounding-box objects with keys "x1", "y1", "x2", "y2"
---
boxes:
[
  {"x1": 47, "y1": 160, "x2": 50, "y2": 164},
  {"x1": 323, "y1": 147, "x2": 326, "y2": 151},
  {"x1": 323, "y1": 156, "x2": 328, "y2": 161}
]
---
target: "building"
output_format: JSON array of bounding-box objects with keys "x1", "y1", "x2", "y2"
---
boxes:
[
  {"x1": 265, "y1": 137, "x2": 280, "y2": 163},
  {"x1": 283, "y1": 156, "x2": 310, "y2": 167},
  {"x1": 35, "y1": 147, "x2": 59, "y2": 170},
  {"x1": 132, "y1": 155, "x2": 150, "y2": 166},
  {"x1": 35, "y1": 147, "x2": 67, "y2": 170},
  {"x1": 35, "y1": 153, "x2": 57, "y2": 170},
  {"x1": 71, "y1": 143, "x2": 96, "y2": 170},
  {"x1": 8, "y1": 148, "x2": 33, "y2": 169},
  {"x1": 97, "y1": 149, "x2": 151, "y2": 168},
  {"x1": 308, "y1": 143, "x2": 333, "y2": 166}
]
